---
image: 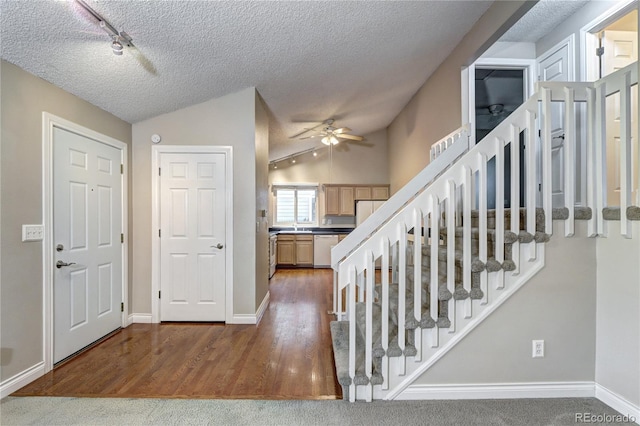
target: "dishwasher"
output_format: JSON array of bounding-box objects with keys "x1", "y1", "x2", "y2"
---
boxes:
[{"x1": 313, "y1": 235, "x2": 339, "y2": 268}]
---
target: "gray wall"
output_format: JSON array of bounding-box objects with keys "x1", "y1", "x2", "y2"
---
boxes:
[
  {"x1": 0, "y1": 60, "x2": 132, "y2": 382},
  {"x1": 413, "y1": 221, "x2": 597, "y2": 385},
  {"x1": 387, "y1": 1, "x2": 533, "y2": 193},
  {"x1": 255, "y1": 94, "x2": 270, "y2": 310},
  {"x1": 131, "y1": 87, "x2": 265, "y2": 318},
  {"x1": 596, "y1": 223, "x2": 640, "y2": 406}
]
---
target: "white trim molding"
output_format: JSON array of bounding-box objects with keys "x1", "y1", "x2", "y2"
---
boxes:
[
  {"x1": 231, "y1": 292, "x2": 270, "y2": 325},
  {"x1": 0, "y1": 362, "x2": 45, "y2": 399},
  {"x1": 255, "y1": 291, "x2": 270, "y2": 325},
  {"x1": 397, "y1": 381, "x2": 595, "y2": 400},
  {"x1": 128, "y1": 314, "x2": 153, "y2": 324},
  {"x1": 42, "y1": 113, "x2": 128, "y2": 374},
  {"x1": 151, "y1": 145, "x2": 234, "y2": 324},
  {"x1": 595, "y1": 384, "x2": 640, "y2": 423}
]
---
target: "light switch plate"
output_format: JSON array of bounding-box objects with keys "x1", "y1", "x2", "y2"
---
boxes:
[{"x1": 22, "y1": 224, "x2": 44, "y2": 242}]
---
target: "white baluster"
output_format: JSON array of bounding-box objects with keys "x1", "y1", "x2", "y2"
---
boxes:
[
  {"x1": 463, "y1": 166, "x2": 472, "y2": 318},
  {"x1": 381, "y1": 238, "x2": 390, "y2": 390},
  {"x1": 495, "y1": 137, "x2": 505, "y2": 290},
  {"x1": 365, "y1": 251, "x2": 374, "y2": 402},
  {"x1": 526, "y1": 109, "x2": 537, "y2": 260},
  {"x1": 595, "y1": 82, "x2": 607, "y2": 237},
  {"x1": 348, "y1": 264, "x2": 357, "y2": 402},
  {"x1": 446, "y1": 180, "x2": 456, "y2": 333},
  {"x1": 510, "y1": 124, "x2": 521, "y2": 275},
  {"x1": 430, "y1": 194, "x2": 440, "y2": 348},
  {"x1": 620, "y1": 71, "x2": 632, "y2": 238},
  {"x1": 397, "y1": 222, "x2": 407, "y2": 375},
  {"x1": 564, "y1": 87, "x2": 576, "y2": 237},
  {"x1": 586, "y1": 87, "x2": 597, "y2": 237},
  {"x1": 478, "y1": 152, "x2": 488, "y2": 305},
  {"x1": 412, "y1": 207, "x2": 422, "y2": 361},
  {"x1": 541, "y1": 88, "x2": 553, "y2": 236}
]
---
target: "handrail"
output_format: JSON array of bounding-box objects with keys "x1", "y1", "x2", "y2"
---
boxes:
[{"x1": 330, "y1": 125, "x2": 469, "y2": 269}]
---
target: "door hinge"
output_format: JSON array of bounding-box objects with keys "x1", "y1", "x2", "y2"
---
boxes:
[
  {"x1": 159, "y1": 167, "x2": 161, "y2": 176},
  {"x1": 159, "y1": 229, "x2": 161, "y2": 238},
  {"x1": 596, "y1": 47, "x2": 604, "y2": 57},
  {"x1": 121, "y1": 302, "x2": 124, "y2": 312},
  {"x1": 121, "y1": 233, "x2": 124, "y2": 243},
  {"x1": 121, "y1": 164, "x2": 124, "y2": 174},
  {"x1": 158, "y1": 291, "x2": 161, "y2": 299}
]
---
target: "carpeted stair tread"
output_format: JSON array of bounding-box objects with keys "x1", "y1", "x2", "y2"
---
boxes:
[
  {"x1": 440, "y1": 227, "x2": 519, "y2": 244},
  {"x1": 421, "y1": 246, "x2": 486, "y2": 272},
  {"x1": 603, "y1": 206, "x2": 640, "y2": 221}
]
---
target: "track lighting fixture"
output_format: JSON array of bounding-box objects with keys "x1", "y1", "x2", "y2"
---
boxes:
[
  {"x1": 75, "y1": 0, "x2": 135, "y2": 56},
  {"x1": 111, "y1": 39, "x2": 124, "y2": 55}
]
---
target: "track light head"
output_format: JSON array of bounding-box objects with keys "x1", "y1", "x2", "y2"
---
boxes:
[{"x1": 111, "y1": 39, "x2": 124, "y2": 55}]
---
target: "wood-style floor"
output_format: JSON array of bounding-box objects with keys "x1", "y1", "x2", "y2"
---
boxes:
[{"x1": 13, "y1": 269, "x2": 342, "y2": 400}]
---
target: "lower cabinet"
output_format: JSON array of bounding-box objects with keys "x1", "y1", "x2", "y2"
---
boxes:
[{"x1": 277, "y1": 234, "x2": 314, "y2": 267}]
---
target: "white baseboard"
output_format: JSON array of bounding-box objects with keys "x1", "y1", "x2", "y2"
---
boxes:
[
  {"x1": 397, "y1": 381, "x2": 595, "y2": 400},
  {"x1": 230, "y1": 292, "x2": 270, "y2": 325},
  {"x1": 595, "y1": 384, "x2": 640, "y2": 424},
  {"x1": 0, "y1": 362, "x2": 45, "y2": 399},
  {"x1": 129, "y1": 313, "x2": 152, "y2": 324},
  {"x1": 255, "y1": 291, "x2": 270, "y2": 325}
]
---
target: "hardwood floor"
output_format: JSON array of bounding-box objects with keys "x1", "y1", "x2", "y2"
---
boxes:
[{"x1": 14, "y1": 269, "x2": 342, "y2": 400}]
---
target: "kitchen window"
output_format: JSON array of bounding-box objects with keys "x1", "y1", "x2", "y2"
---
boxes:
[{"x1": 273, "y1": 185, "x2": 318, "y2": 227}]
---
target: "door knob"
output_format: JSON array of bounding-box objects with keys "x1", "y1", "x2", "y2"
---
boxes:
[
  {"x1": 56, "y1": 260, "x2": 76, "y2": 269},
  {"x1": 211, "y1": 243, "x2": 224, "y2": 249}
]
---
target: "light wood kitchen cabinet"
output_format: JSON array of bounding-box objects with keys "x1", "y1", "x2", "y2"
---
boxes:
[
  {"x1": 339, "y1": 187, "x2": 355, "y2": 216},
  {"x1": 325, "y1": 184, "x2": 389, "y2": 216},
  {"x1": 355, "y1": 186, "x2": 371, "y2": 200},
  {"x1": 324, "y1": 185, "x2": 355, "y2": 216},
  {"x1": 325, "y1": 186, "x2": 341, "y2": 215},
  {"x1": 371, "y1": 186, "x2": 389, "y2": 200},
  {"x1": 295, "y1": 235, "x2": 314, "y2": 266},
  {"x1": 277, "y1": 234, "x2": 313, "y2": 267},
  {"x1": 276, "y1": 235, "x2": 295, "y2": 265}
]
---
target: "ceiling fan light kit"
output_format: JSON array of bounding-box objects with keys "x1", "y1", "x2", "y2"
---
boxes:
[{"x1": 294, "y1": 118, "x2": 364, "y2": 146}]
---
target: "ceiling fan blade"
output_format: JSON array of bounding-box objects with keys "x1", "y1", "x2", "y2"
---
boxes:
[
  {"x1": 337, "y1": 133, "x2": 364, "y2": 141},
  {"x1": 299, "y1": 134, "x2": 322, "y2": 140},
  {"x1": 333, "y1": 127, "x2": 351, "y2": 134}
]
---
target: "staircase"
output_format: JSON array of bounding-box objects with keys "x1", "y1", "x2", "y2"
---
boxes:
[{"x1": 330, "y1": 63, "x2": 638, "y2": 402}]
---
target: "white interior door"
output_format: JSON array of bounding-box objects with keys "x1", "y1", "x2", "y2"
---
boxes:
[
  {"x1": 53, "y1": 127, "x2": 123, "y2": 363},
  {"x1": 537, "y1": 41, "x2": 572, "y2": 207},
  {"x1": 160, "y1": 152, "x2": 226, "y2": 321},
  {"x1": 602, "y1": 30, "x2": 638, "y2": 206}
]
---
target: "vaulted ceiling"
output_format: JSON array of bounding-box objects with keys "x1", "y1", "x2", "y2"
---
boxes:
[{"x1": 0, "y1": 1, "x2": 590, "y2": 160}]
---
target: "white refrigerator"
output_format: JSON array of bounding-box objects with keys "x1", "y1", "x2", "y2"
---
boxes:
[{"x1": 356, "y1": 200, "x2": 385, "y2": 227}]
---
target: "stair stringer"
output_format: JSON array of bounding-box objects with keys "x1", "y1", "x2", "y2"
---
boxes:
[{"x1": 375, "y1": 242, "x2": 545, "y2": 401}]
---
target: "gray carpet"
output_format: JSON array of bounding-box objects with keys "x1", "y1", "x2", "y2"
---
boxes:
[{"x1": 0, "y1": 396, "x2": 631, "y2": 426}]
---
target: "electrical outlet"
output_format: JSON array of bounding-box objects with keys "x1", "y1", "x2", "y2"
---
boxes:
[
  {"x1": 532, "y1": 340, "x2": 544, "y2": 358},
  {"x1": 22, "y1": 224, "x2": 44, "y2": 242}
]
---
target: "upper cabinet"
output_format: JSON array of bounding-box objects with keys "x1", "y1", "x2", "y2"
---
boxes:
[{"x1": 323, "y1": 184, "x2": 389, "y2": 216}]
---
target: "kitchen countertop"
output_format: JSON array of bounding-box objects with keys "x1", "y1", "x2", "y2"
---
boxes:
[{"x1": 270, "y1": 227, "x2": 353, "y2": 236}]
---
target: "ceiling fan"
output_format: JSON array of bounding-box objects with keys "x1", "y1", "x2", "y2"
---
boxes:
[
  {"x1": 292, "y1": 119, "x2": 364, "y2": 145},
  {"x1": 476, "y1": 104, "x2": 514, "y2": 129}
]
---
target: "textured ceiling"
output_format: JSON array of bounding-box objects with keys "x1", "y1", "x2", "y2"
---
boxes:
[
  {"x1": 501, "y1": 0, "x2": 590, "y2": 43},
  {"x1": 0, "y1": 0, "x2": 493, "y2": 159}
]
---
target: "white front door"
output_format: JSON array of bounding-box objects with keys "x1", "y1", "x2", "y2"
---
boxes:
[
  {"x1": 53, "y1": 127, "x2": 123, "y2": 363},
  {"x1": 602, "y1": 30, "x2": 638, "y2": 206},
  {"x1": 537, "y1": 41, "x2": 572, "y2": 207},
  {"x1": 160, "y1": 153, "x2": 227, "y2": 321}
]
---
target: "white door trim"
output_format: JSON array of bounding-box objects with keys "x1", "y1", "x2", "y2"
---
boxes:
[
  {"x1": 463, "y1": 58, "x2": 536, "y2": 146},
  {"x1": 580, "y1": 0, "x2": 638, "y2": 82},
  {"x1": 42, "y1": 112, "x2": 128, "y2": 373},
  {"x1": 151, "y1": 145, "x2": 234, "y2": 323}
]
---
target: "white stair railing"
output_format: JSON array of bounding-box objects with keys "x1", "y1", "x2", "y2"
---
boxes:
[{"x1": 336, "y1": 63, "x2": 638, "y2": 402}]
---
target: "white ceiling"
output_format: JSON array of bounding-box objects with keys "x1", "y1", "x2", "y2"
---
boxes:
[
  {"x1": 0, "y1": 0, "x2": 494, "y2": 159},
  {"x1": 501, "y1": 0, "x2": 589, "y2": 42}
]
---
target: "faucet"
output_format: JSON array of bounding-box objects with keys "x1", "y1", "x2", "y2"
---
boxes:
[{"x1": 293, "y1": 223, "x2": 297, "y2": 231}]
